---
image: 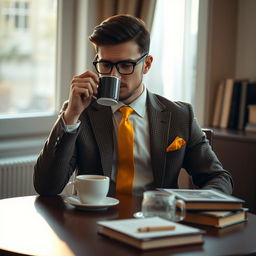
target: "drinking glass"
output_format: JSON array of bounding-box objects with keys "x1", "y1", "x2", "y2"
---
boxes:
[{"x1": 141, "y1": 190, "x2": 185, "y2": 221}]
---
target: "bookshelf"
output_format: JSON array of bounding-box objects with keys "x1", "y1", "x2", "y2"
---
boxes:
[
  {"x1": 211, "y1": 79, "x2": 256, "y2": 130},
  {"x1": 203, "y1": 1, "x2": 256, "y2": 212},
  {"x1": 205, "y1": 0, "x2": 256, "y2": 126}
]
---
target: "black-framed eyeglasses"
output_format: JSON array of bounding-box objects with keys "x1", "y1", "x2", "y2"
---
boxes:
[{"x1": 93, "y1": 53, "x2": 148, "y2": 75}]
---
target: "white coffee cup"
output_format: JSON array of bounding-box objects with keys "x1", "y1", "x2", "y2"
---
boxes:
[{"x1": 68, "y1": 175, "x2": 110, "y2": 204}]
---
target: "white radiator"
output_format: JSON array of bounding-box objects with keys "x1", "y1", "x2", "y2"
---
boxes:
[{"x1": 0, "y1": 155, "x2": 37, "y2": 199}]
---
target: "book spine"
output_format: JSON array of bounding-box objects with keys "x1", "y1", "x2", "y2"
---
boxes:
[
  {"x1": 245, "y1": 83, "x2": 256, "y2": 126},
  {"x1": 237, "y1": 81, "x2": 248, "y2": 130},
  {"x1": 212, "y1": 81, "x2": 225, "y2": 127},
  {"x1": 228, "y1": 81, "x2": 242, "y2": 129},
  {"x1": 220, "y1": 79, "x2": 234, "y2": 129}
]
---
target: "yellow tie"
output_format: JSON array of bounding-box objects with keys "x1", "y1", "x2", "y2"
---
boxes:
[{"x1": 116, "y1": 106, "x2": 134, "y2": 195}]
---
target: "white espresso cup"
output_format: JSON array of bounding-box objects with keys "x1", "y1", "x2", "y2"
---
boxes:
[{"x1": 68, "y1": 175, "x2": 110, "y2": 204}]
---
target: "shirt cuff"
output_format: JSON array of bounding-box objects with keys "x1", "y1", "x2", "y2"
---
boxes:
[{"x1": 61, "y1": 115, "x2": 81, "y2": 133}]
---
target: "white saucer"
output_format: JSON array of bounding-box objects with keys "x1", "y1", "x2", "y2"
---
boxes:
[
  {"x1": 133, "y1": 211, "x2": 145, "y2": 218},
  {"x1": 64, "y1": 196, "x2": 119, "y2": 211}
]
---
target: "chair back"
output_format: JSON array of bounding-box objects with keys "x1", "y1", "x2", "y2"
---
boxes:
[{"x1": 202, "y1": 128, "x2": 213, "y2": 149}]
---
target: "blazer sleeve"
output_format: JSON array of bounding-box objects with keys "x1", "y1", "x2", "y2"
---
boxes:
[
  {"x1": 33, "y1": 106, "x2": 79, "y2": 196},
  {"x1": 182, "y1": 104, "x2": 233, "y2": 194}
]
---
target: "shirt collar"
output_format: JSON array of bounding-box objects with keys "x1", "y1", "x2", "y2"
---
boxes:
[{"x1": 111, "y1": 86, "x2": 147, "y2": 118}]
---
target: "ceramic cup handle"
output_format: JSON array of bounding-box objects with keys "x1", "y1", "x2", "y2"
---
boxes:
[{"x1": 64, "y1": 181, "x2": 77, "y2": 196}]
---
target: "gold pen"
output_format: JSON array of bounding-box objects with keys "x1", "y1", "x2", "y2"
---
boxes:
[{"x1": 137, "y1": 225, "x2": 176, "y2": 232}]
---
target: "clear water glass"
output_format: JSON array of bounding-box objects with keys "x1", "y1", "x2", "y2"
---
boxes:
[{"x1": 141, "y1": 190, "x2": 185, "y2": 222}]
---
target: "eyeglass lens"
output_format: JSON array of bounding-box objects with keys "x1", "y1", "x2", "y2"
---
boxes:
[
  {"x1": 95, "y1": 62, "x2": 134, "y2": 75},
  {"x1": 94, "y1": 53, "x2": 148, "y2": 75}
]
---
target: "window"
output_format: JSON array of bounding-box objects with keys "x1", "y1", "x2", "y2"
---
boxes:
[
  {"x1": 0, "y1": 0, "x2": 57, "y2": 117},
  {"x1": 0, "y1": 0, "x2": 76, "y2": 158},
  {"x1": 144, "y1": 0, "x2": 199, "y2": 105},
  {"x1": 3, "y1": 1, "x2": 30, "y2": 29}
]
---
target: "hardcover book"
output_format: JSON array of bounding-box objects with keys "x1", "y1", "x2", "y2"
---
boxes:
[
  {"x1": 220, "y1": 78, "x2": 234, "y2": 129},
  {"x1": 228, "y1": 81, "x2": 242, "y2": 129},
  {"x1": 238, "y1": 81, "x2": 249, "y2": 130},
  {"x1": 245, "y1": 82, "x2": 256, "y2": 122},
  {"x1": 212, "y1": 80, "x2": 225, "y2": 127},
  {"x1": 238, "y1": 82, "x2": 256, "y2": 130},
  {"x1": 159, "y1": 189, "x2": 245, "y2": 210},
  {"x1": 248, "y1": 105, "x2": 256, "y2": 124},
  {"x1": 245, "y1": 123, "x2": 256, "y2": 132},
  {"x1": 97, "y1": 217, "x2": 204, "y2": 250},
  {"x1": 183, "y1": 209, "x2": 248, "y2": 228}
]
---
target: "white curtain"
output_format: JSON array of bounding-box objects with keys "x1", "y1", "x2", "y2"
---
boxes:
[{"x1": 144, "y1": 0, "x2": 199, "y2": 104}]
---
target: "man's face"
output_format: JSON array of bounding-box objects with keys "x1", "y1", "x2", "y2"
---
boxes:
[{"x1": 97, "y1": 41, "x2": 152, "y2": 104}]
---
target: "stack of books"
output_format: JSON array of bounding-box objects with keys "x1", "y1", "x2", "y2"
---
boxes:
[
  {"x1": 212, "y1": 78, "x2": 256, "y2": 130},
  {"x1": 160, "y1": 189, "x2": 247, "y2": 228}
]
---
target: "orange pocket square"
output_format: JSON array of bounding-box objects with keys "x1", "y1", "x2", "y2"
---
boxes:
[{"x1": 166, "y1": 136, "x2": 186, "y2": 152}]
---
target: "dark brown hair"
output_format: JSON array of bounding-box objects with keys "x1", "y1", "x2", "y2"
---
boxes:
[{"x1": 89, "y1": 14, "x2": 150, "y2": 54}]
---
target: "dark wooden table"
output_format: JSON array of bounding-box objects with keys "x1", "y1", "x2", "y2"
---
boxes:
[{"x1": 0, "y1": 195, "x2": 256, "y2": 256}]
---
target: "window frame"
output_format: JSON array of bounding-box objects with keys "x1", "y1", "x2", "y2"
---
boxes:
[
  {"x1": 0, "y1": 0, "x2": 76, "y2": 157},
  {"x1": 194, "y1": 0, "x2": 209, "y2": 125}
]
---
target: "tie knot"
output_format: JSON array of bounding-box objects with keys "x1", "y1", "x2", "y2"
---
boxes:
[{"x1": 119, "y1": 106, "x2": 133, "y2": 119}]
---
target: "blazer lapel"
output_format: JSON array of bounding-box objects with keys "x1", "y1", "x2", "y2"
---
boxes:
[
  {"x1": 147, "y1": 91, "x2": 171, "y2": 187},
  {"x1": 88, "y1": 102, "x2": 114, "y2": 178}
]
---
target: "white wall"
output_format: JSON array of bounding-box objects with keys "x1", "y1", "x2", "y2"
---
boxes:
[{"x1": 236, "y1": 0, "x2": 256, "y2": 80}]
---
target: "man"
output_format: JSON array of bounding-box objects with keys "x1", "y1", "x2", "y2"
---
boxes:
[{"x1": 34, "y1": 14, "x2": 233, "y2": 197}]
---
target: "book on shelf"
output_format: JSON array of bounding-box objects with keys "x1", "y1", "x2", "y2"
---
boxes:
[
  {"x1": 183, "y1": 208, "x2": 248, "y2": 228},
  {"x1": 237, "y1": 81, "x2": 249, "y2": 130},
  {"x1": 248, "y1": 105, "x2": 256, "y2": 124},
  {"x1": 238, "y1": 82, "x2": 256, "y2": 130},
  {"x1": 97, "y1": 217, "x2": 204, "y2": 250},
  {"x1": 228, "y1": 81, "x2": 243, "y2": 129},
  {"x1": 245, "y1": 123, "x2": 256, "y2": 132},
  {"x1": 212, "y1": 80, "x2": 225, "y2": 127},
  {"x1": 159, "y1": 189, "x2": 245, "y2": 211},
  {"x1": 245, "y1": 82, "x2": 256, "y2": 122},
  {"x1": 219, "y1": 78, "x2": 234, "y2": 129}
]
